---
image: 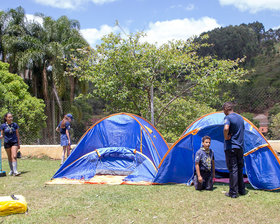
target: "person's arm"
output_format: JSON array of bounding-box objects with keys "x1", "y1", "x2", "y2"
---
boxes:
[
  {"x1": 224, "y1": 124, "x2": 231, "y2": 140},
  {"x1": 16, "y1": 129, "x2": 20, "y2": 149},
  {"x1": 56, "y1": 126, "x2": 60, "y2": 133},
  {"x1": 195, "y1": 162, "x2": 203, "y2": 183},
  {"x1": 0, "y1": 129, "x2": 3, "y2": 139}
]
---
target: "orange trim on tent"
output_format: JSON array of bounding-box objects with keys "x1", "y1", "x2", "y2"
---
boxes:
[
  {"x1": 125, "y1": 113, "x2": 162, "y2": 160},
  {"x1": 132, "y1": 113, "x2": 169, "y2": 147},
  {"x1": 95, "y1": 149, "x2": 101, "y2": 157},
  {"x1": 77, "y1": 112, "x2": 168, "y2": 162},
  {"x1": 244, "y1": 144, "x2": 269, "y2": 157},
  {"x1": 140, "y1": 127, "x2": 143, "y2": 153},
  {"x1": 181, "y1": 111, "x2": 218, "y2": 136},
  {"x1": 182, "y1": 111, "x2": 280, "y2": 166},
  {"x1": 56, "y1": 147, "x2": 158, "y2": 178},
  {"x1": 135, "y1": 151, "x2": 158, "y2": 172},
  {"x1": 77, "y1": 113, "x2": 127, "y2": 144},
  {"x1": 157, "y1": 129, "x2": 199, "y2": 169},
  {"x1": 161, "y1": 111, "x2": 280, "y2": 170},
  {"x1": 56, "y1": 150, "x2": 98, "y2": 175},
  {"x1": 242, "y1": 116, "x2": 280, "y2": 165},
  {"x1": 58, "y1": 112, "x2": 166, "y2": 175}
]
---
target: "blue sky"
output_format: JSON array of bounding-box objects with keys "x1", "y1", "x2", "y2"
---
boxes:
[{"x1": 2, "y1": 0, "x2": 280, "y2": 47}]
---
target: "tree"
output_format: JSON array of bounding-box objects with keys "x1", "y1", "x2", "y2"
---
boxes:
[
  {"x1": 67, "y1": 32, "x2": 247, "y2": 137},
  {"x1": 16, "y1": 14, "x2": 88, "y2": 143},
  {"x1": 0, "y1": 61, "x2": 46, "y2": 143},
  {"x1": 195, "y1": 23, "x2": 260, "y2": 62},
  {"x1": 241, "y1": 112, "x2": 259, "y2": 128},
  {"x1": 157, "y1": 98, "x2": 215, "y2": 142},
  {"x1": 269, "y1": 112, "x2": 280, "y2": 140}
]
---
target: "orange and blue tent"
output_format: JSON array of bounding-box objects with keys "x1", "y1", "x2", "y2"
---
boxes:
[
  {"x1": 52, "y1": 113, "x2": 168, "y2": 183},
  {"x1": 154, "y1": 112, "x2": 280, "y2": 190}
]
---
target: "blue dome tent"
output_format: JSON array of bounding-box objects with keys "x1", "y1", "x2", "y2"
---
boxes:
[
  {"x1": 52, "y1": 113, "x2": 169, "y2": 184},
  {"x1": 154, "y1": 112, "x2": 280, "y2": 190}
]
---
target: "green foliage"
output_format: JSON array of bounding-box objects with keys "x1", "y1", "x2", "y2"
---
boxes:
[
  {"x1": 157, "y1": 98, "x2": 215, "y2": 142},
  {"x1": 241, "y1": 112, "x2": 260, "y2": 128},
  {"x1": 0, "y1": 61, "x2": 46, "y2": 143},
  {"x1": 196, "y1": 22, "x2": 262, "y2": 61},
  {"x1": 268, "y1": 103, "x2": 280, "y2": 120},
  {"x1": 269, "y1": 112, "x2": 280, "y2": 140},
  {"x1": 67, "y1": 32, "x2": 247, "y2": 131}
]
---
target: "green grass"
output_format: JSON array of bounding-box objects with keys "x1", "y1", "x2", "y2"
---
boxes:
[{"x1": 1, "y1": 158, "x2": 280, "y2": 224}]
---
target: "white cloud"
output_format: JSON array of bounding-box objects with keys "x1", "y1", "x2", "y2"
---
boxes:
[
  {"x1": 81, "y1": 17, "x2": 220, "y2": 47},
  {"x1": 142, "y1": 17, "x2": 220, "y2": 45},
  {"x1": 33, "y1": 0, "x2": 117, "y2": 9},
  {"x1": 219, "y1": 0, "x2": 280, "y2": 13},
  {"x1": 34, "y1": 0, "x2": 84, "y2": 9},
  {"x1": 90, "y1": 0, "x2": 117, "y2": 4},
  {"x1": 170, "y1": 4, "x2": 195, "y2": 11},
  {"x1": 81, "y1": 25, "x2": 121, "y2": 47},
  {"x1": 273, "y1": 25, "x2": 280, "y2": 30},
  {"x1": 25, "y1": 14, "x2": 43, "y2": 25}
]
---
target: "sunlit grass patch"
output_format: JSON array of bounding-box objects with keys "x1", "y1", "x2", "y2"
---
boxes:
[{"x1": 0, "y1": 158, "x2": 280, "y2": 224}]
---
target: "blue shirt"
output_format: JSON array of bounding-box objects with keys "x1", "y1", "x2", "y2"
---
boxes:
[
  {"x1": 224, "y1": 113, "x2": 244, "y2": 150},
  {"x1": 0, "y1": 122, "x2": 19, "y2": 143},
  {"x1": 57, "y1": 121, "x2": 70, "y2": 135},
  {"x1": 195, "y1": 147, "x2": 214, "y2": 171}
]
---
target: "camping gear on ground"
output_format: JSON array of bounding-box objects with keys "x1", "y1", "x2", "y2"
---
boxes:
[
  {"x1": 0, "y1": 139, "x2": 6, "y2": 177},
  {"x1": 17, "y1": 150, "x2": 22, "y2": 159},
  {"x1": 154, "y1": 112, "x2": 280, "y2": 190},
  {"x1": 50, "y1": 113, "x2": 169, "y2": 185},
  {"x1": 0, "y1": 195, "x2": 27, "y2": 216}
]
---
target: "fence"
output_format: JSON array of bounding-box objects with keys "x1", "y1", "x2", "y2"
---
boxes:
[{"x1": 0, "y1": 87, "x2": 279, "y2": 145}]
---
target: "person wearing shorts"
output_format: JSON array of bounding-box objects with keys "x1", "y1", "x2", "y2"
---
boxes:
[
  {"x1": 0, "y1": 112, "x2": 21, "y2": 176},
  {"x1": 56, "y1": 114, "x2": 73, "y2": 165}
]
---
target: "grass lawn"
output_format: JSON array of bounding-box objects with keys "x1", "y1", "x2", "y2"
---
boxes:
[{"x1": 1, "y1": 158, "x2": 280, "y2": 224}]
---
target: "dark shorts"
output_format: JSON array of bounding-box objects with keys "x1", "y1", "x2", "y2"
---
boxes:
[
  {"x1": 194, "y1": 170, "x2": 213, "y2": 190},
  {"x1": 4, "y1": 142, "x2": 18, "y2": 149}
]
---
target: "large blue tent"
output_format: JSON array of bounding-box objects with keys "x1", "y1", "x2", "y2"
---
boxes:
[
  {"x1": 53, "y1": 113, "x2": 169, "y2": 183},
  {"x1": 154, "y1": 112, "x2": 280, "y2": 190}
]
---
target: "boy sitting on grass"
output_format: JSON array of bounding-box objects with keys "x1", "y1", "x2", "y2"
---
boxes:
[{"x1": 194, "y1": 136, "x2": 215, "y2": 190}]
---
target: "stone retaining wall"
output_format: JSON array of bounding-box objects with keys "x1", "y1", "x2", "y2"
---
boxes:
[{"x1": 1, "y1": 141, "x2": 280, "y2": 160}]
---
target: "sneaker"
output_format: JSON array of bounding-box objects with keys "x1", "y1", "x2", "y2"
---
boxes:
[
  {"x1": 225, "y1": 192, "x2": 238, "y2": 198},
  {"x1": 8, "y1": 171, "x2": 14, "y2": 176},
  {"x1": 13, "y1": 171, "x2": 21, "y2": 176}
]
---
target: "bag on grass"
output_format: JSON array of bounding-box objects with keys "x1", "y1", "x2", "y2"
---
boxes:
[
  {"x1": 0, "y1": 195, "x2": 27, "y2": 216},
  {"x1": 17, "y1": 151, "x2": 22, "y2": 159}
]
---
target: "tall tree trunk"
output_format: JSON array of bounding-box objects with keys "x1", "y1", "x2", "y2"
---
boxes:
[
  {"x1": 53, "y1": 83, "x2": 63, "y2": 115},
  {"x1": 52, "y1": 93, "x2": 56, "y2": 144},
  {"x1": 42, "y1": 62, "x2": 52, "y2": 143}
]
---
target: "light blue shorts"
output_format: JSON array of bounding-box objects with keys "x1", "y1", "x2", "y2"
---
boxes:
[{"x1": 60, "y1": 134, "x2": 70, "y2": 146}]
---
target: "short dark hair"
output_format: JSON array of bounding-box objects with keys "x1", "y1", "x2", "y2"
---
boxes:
[
  {"x1": 202, "y1": 136, "x2": 211, "y2": 142},
  {"x1": 222, "y1": 102, "x2": 233, "y2": 110}
]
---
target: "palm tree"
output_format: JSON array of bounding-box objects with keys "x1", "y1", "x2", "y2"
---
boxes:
[{"x1": 19, "y1": 15, "x2": 88, "y2": 143}]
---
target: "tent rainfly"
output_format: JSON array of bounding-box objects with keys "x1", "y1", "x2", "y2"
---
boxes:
[
  {"x1": 52, "y1": 113, "x2": 169, "y2": 184},
  {"x1": 154, "y1": 112, "x2": 280, "y2": 190}
]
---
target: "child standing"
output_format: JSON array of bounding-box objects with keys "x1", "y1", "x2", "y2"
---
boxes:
[
  {"x1": 56, "y1": 114, "x2": 73, "y2": 165},
  {"x1": 194, "y1": 136, "x2": 215, "y2": 190},
  {"x1": 0, "y1": 112, "x2": 21, "y2": 176}
]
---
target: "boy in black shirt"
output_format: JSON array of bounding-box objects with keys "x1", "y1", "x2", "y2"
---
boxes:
[{"x1": 194, "y1": 136, "x2": 215, "y2": 190}]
